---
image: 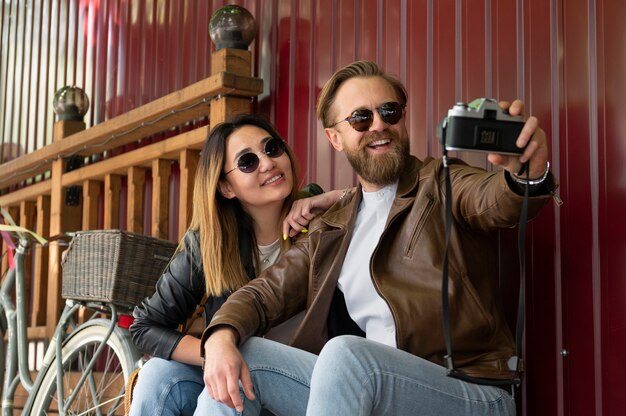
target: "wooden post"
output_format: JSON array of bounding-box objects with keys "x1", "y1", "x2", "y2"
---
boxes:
[
  {"x1": 210, "y1": 48, "x2": 252, "y2": 77},
  {"x1": 209, "y1": 48, "x2": 254, "y2": 125},
  {"x1": 46, "y1": 120, "x2": 85, "y2": 338}
]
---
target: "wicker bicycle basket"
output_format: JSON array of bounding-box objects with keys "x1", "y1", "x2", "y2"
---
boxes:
[{"x1": 61, "y1": 230, "x2": 178, "y2": 308}]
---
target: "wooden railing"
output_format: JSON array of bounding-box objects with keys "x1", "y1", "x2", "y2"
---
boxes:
[{"x1": 0, "y1": 48, "x2": 262, "y2": 341}]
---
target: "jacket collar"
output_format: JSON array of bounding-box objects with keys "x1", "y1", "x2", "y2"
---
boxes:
[{"x1": 320, "y1": 155, "x2": 425, "y2": 230}]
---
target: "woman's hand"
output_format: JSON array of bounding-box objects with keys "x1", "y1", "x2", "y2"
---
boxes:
[{"x1": 282, "y1": 189, "x2": 345, "y2": 239}]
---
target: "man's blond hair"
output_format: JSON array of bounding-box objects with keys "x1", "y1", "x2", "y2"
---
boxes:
[{"x1": 316, "y1": 60, "x2": 407, "y2": 128}]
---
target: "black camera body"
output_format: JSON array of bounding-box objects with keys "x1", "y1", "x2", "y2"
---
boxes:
[{"x1": 437, "y1": 98, "x2": 526, "y2": 155}]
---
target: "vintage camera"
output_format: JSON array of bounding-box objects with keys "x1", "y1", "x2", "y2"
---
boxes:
[{"x1": 437, "y1": 98, "x2": 526, "y2": 155}]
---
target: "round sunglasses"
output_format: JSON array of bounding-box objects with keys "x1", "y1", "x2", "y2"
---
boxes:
[
  {"x1": 224, "y1": 137, "x2": 287, "y2": 175},
  {"x1": 330, "y1": 101, "x2": 405, "y2": 132}
]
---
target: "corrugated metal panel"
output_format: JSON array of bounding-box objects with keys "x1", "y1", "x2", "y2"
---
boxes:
[
  {"x1": 598, "y1": 2, "x2": 626, "y2": 414},
  {"x1": 1, "y1": 0, "x2": 625, "y2": 414}
]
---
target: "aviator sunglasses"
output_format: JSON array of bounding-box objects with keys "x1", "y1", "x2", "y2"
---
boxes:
[
  {"x1": 330, "y1": 101, "x2": 405, "y2": 132},
  {"x1": 224, "y1": 137, "x2": 286, "y2": 175}
]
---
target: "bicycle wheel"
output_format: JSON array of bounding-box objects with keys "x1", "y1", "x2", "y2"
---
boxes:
[{"x1": 29, "y1": 318, "x2": 140, "y2": 415}]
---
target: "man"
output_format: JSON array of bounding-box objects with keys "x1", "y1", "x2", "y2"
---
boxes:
[{"x1": 197, "y1": 60, "x2": 557, "y2": 415}]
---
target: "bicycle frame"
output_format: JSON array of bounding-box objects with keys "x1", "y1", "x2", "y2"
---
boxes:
[
  {"x1": 1, "y1": 237, "x2": 137, "y2": 415},
  {"x1": 1, "y1": 239, "x2": 38, "y2": 404}
]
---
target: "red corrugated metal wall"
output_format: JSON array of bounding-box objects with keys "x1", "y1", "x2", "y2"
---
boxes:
[{"x1": 2, "y1": 1, "x2": 625, "y2": 414}]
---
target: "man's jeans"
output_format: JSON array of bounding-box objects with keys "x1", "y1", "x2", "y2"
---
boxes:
[
  {"x1": 196, "y1": 335, "x2": 516, "y2": 416},
  {"x1": 129, "y1": 357, "x2": 204, "y2": 416}
]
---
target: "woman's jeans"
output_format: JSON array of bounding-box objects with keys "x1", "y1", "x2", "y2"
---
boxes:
[
  {"x1": 129, "y1": 357, "x2": 204, "y2": 416},
  {"x1": 196, "y1": 335, "x2": 517, "y2": 416}
]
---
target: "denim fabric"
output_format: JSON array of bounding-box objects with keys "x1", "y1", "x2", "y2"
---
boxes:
[
  {"x1": 195, "y1": 336, "x2": 516, "y2": 416},
  {"x1": 129, "y1": 358, "x2": 204, "y2": 416}
]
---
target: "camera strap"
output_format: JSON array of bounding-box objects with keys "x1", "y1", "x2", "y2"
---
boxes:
[{"x1": 440, "y1": 150, "x2": 528, "y2": 388}]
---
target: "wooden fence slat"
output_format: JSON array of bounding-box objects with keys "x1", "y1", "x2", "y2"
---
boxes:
[
  {"x1": 151, "y1": 160, "x2": 171, "y2": 239},
  {"x1": 178, "y1": 149, "x2": 199, "y2": 241},
  {"x1": 127, "y1": 167, "x2": 146, "y2": 234},
  {"x1": 104, "y1": 174, "x2": 122, "y2": 229},
  {"x1": 32, "y1": 195, "x2": 50, "y2": 326},
  {"x1": 82, "y1": 180, "x2": 101, "y2": 230}
]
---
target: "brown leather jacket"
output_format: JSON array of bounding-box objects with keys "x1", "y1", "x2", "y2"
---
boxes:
[{"x1": 203, "y1": 156, "x2": 557, "y2": 379}]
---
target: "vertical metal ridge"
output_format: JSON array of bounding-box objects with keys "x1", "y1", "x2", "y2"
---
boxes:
[
  {"x1": 329, "y1": 0, "x2": 337, "y2": 189},
  {"x1": 287, "y1": 0, "x2": 296, "y2": 150},
  {"x1": 426, "y1": 0, "x2": 433, "y2": 157},
  {"x1": 485, "y1": 0, "x2": 492, "y2": 97},
  {"x1": 0, "y1": 0, "x2": 7, "y2": 161},
  {"x1": 269, "y1": 0, "x2": 278, "y2": 122},
  {"x1": 400, "y1": 0, "x2": 407, "y2": 84},
  {"x1": 455, "y1": 0, "x2": 461, "y2": 100},
  {"x1": 21, "y1": 1, "x2": 35, "y2": 154},
  {"x1": 587, "y1": 0, "x2": 602, "y2": 414},
  {"x1": 3, "y1": 0, "x2": 17, "y2": 157},
  {"x1": 516, "y1": 0, "x2": 525, "y2": 99},
  {"x1": 550, "y1": 0, "x2": 564, "y2": 415},
  {"x1": 27, "y1": 2, "x2": 41, "y2": 152},
  {"x1": 14, "y1": 0, "x2": 25, "y2": 156},
  {"x1": 307, "y1": 0, "x2": 317, "y2": 182},
  {"x1": 376, "y1": 0, "x2": 381, "y2": 63},
  {"x1": 84, "y1": 1, "x2": 96, "y2": 127}
]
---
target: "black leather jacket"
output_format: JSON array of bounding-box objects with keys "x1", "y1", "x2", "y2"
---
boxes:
[{"x1": 130, "y1": 230, "x2": 253, "y2": 358}]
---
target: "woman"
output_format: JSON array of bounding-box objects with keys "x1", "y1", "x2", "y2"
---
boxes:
[{"x1": 129, "y1": 114, "x2": 341, "y2": 415}]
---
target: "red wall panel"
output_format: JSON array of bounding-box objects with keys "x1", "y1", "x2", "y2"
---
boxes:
[
  {"x1": 600, "y1": 0, "x2": 626, "y2": 412},
  {"x1": 2, "y1": 0, "x2": 624, "y2": 414}
]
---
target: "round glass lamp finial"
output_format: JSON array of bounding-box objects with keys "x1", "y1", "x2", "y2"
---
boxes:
[
  {"x1": 209, "y1": 5, "x2": 257, "y2": 50},
  {"x1": 53, "y1": 85, "x2": 90, "y2": 121}
]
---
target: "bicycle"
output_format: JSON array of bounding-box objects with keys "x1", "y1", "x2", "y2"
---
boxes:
[{"x1": 1, "y1": 212, "x2": 142, "y2": 415}]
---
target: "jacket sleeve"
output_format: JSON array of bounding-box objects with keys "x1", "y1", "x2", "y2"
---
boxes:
[
  {"x1": 444, "y1": 159, "x2": 557, "y2": 230},
  {"x1": 200, "y1": 237, "x2": 311, "y2": 355},
  {"x1": 130, "y1": 231, "x2": 206, "y2": 359}
]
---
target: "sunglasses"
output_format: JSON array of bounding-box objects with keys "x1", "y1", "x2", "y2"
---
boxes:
[
  {"x1": 224, "y1": 137, "x2": 287, "y2": 175},
  {"x1": 330, "y1": 101, "x2": 405, "y2": 132}
]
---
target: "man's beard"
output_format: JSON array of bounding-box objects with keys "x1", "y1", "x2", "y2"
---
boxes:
[{"x1": 344, "y1": 132, "x2": 410, "y2": 186}]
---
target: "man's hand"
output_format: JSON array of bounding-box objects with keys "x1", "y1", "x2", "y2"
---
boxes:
[
  {"x1": 203, "y1": 327, "x2": 255, "y2": 412},
  {"x1": 282, "y1": 189, "x2": 344, "y2": 239},
  {"x1": 488, "y1": 100, "x2": 550, "y2": 180}
]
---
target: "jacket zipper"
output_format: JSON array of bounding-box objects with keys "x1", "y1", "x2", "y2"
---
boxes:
[
  {"x1": 369, "y1": 192, "x2": 433, "y2": 347},
  {"x1": 404, "y1": 192, "x2": 435, "y2": 257}
]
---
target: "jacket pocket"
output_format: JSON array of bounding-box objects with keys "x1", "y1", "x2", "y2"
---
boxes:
[
  {"x1": 403, "y1": 192, "x2": 435, "y2": 258},
  {"x1": 455, "y1": 271, "x2": 495, "y2": 337}
]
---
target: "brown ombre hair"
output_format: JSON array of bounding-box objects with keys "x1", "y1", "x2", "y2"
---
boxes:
[{"x1": 189, "y1": 114, "x2": 300, "y2": 297}]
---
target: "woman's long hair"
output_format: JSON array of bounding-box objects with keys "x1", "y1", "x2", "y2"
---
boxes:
[{"x1": 189, "y1": 114, "x2": 300, "y2": 297}]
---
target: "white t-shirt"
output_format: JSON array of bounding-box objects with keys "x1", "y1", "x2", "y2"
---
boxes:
[{"x1": 337, "y1": 181, "x2": 398, "y2": 347}]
